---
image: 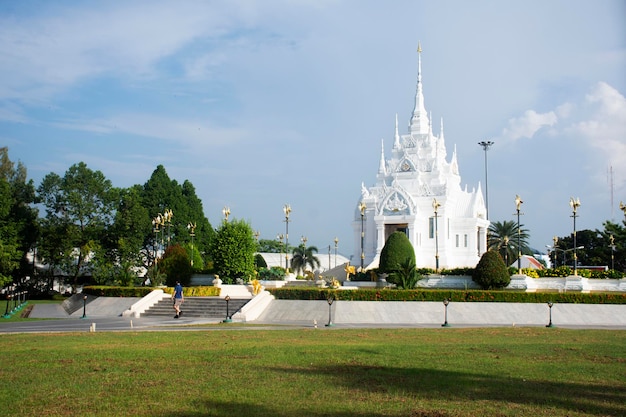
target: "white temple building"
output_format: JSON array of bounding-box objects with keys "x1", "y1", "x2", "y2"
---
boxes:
[{"x1": 353, "y1": 45, "x2": 489, "y2": 270}]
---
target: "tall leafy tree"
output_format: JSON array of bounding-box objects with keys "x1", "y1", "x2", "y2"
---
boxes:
[
  {"x1": 93, "y1": 185, "x2": 151, "y2": 286},
  {"x1": 0, "y1": 147, "x2": 38, "y2": 288},
  {"x1": 488, "y1": 220, "x2": 531, "y2": 266},
  {"x1": 141, "y1": 165, "x2": 213, "y2": 270},
  {"x1": 290, "y1": 245, "x2": 321, "y2": 276},
  {"x1": 37, "y1": 162, "x2": 118, "y2": 286},
  {"x1": 210, "y1": 219, "x2": 256, "y2": 282},
  {"x1": 552, "y1": 228, "x2": 621, "y2": 270}
]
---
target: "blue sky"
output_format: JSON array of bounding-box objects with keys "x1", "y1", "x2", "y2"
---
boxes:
[{"x1": 1, "y1": 1, "x2": 625, "y2": 259}]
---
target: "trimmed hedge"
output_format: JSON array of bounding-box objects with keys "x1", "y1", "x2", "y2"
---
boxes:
[
  {"x1": 83, "y1": 286, "x2": 155, "y2": 297},
  {"x1": 163, "y1": 286, "x2": 221, "y2": 297},
  {"x1": 266, "y1": 287, "x2": 626, "y2": 304},
  {"x1": 83, "y1": 285, "x2": 221, "y2": 297}
]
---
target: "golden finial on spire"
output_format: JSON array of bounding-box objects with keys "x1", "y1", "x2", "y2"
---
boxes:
[{"x1": 417, "y1": 41, "x2": 422, "y2": 54}]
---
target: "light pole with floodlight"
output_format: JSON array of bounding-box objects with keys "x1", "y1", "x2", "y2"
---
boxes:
[
  {"x1": 478, "y1": 141, "x2": 494, "y2": 220},
  {"x1": 515, "y1": 195, "x2": 523, "y2": 274},
  {"x1": 569, "y1": 197, "x2": 581, "y2": 276},
  {"x1": 334, "y1": 237, "x2": 339, "y2": 268},
  {"x1": 187, "y1": 222, "x2": 196, "y2": 267},
  {"x1": 283, "y1": 204, "x2": 291, "y2": 270},
  {"x1": 432, "y1": 198, "x2": 440, "y2": 272},
  {"x1": 358, "y1": 202, "x2": 367, "y2": 271}
]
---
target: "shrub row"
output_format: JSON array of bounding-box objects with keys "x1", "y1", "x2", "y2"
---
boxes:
[
  {"x1": 266, "y1": 287, "x2": 626, "y2": 304},
  {"x1": 162, "y1": 286, "x2": 221, "y2": 297},
  {"x1": 83, "y1": 286, "x2": 155, "y2": 297},
  {"x1": 83, "y1": 285, "x2": 221, "y2": 297}
]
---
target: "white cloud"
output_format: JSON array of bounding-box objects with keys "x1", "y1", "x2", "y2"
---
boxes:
[
  {"x1": 500, "y1": 109, "x2": 558, "y2": 141},
  {"x1": 570, "y1": 82, "x2": 626, "y2": 188}
]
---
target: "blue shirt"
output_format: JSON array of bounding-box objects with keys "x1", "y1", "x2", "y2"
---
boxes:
[{"x1": 174, "y1": 284, "x2": 183, "y2": 299}]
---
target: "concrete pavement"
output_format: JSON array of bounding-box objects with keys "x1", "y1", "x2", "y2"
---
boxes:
[{"x1": 1, "y1": 297, "x2": 625, "y2": 333}]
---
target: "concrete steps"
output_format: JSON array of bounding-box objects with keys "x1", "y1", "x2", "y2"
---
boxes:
[{"x1": 142, "y1": 296, "x2": 250, "y2": 319}]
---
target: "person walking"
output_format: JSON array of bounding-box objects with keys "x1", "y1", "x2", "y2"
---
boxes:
[{"x1": 172, "y1": 281, "x2": 184, "y2": 319}]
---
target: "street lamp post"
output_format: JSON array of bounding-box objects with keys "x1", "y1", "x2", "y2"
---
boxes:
[
  {"x1": 552, "y1": 236, "x2": 558, "y2": 267},
  {"x1": 163, "y1": 209, "x2": 173, "y2": 248},
  {"x1": 328, "y1": 244, "x2": 331, "y2": 271},
  {"x1": 283, "y1": 204, "x2": 291, "y2": 270},
  {"x1": 478, "y1": 141, "x2": 494, "y2": 220},
  {"x1": 569, "y1": 197, "x2": 581, "y2": 276},
  {"x1": 334, "y1": 237, "x2": 339, "y2": 268},
  {"x1": 432, "y1": 198, "x2": 441, "y2": 273},
  {"x1": 187, "y1": 222, "x2": 196, "y2": 267},
  {"x1": 223, "y1": 295, "x2": 232, "y2": 323},
  {"x1": 546, "y1": 301, "x2": 554, "y2": 328},
  {"x1": 609, "y1": 234, "x2": 615, "y2": 271},
  {"x1": 325, "y1": 292, "x2": 335, "y2": 327},
  {"x1": 81, "y1": 295, "x2": 87, "y2": 319},
  {"x1": 358, "y1": 202, "x2": 366, "y2": 271},
  {"x1": 515, "y1": 195, "x2": 523, "y2": 274},
  {"x1": 441, "y1": 298, "x2": 450, "y2": 327},
  {"x1": 277, "y1": 234, "x2": 284, "y2": 269},
  {"x1": 152, "y1": 215, "x2": 161, "y2": 272}
]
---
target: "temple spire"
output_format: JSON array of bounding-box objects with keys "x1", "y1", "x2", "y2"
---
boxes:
[
  {"x1": 378, "y1": 139, "x2": 386, "y2": 174},
  {"x1": 409, "y1": 41, "x2": 429, "y2": 135},
  {"x1": 393, "y1": 113, "x2": 401, "y2": 149}
]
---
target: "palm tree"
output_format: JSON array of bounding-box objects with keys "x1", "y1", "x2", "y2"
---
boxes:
[
  {"x1": 290, "y1": 245, "x2": 321, "y2": 276},
  {"x1": 488, "y1": 220, "x2": 530, "y2": 267}
]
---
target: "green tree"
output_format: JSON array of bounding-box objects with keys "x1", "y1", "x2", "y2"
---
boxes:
[
  {"x1": 258, "y1": 238, "x2": 284, "y2": 253},
  {"x1": 290, "y1": 245, "x2": 321, "y2": 276},
  {"x1": 141, "y1": 166, "x2": 214, "y2": 269},
  {"x1": 37, "y1": 162, "x2": 118, "y2": 286},
  {"x1": 473, "y1": 250, "x2": 510, "y2": 289},
  {"x1": 378, "y1": 231, "x2": 415, "y2": 275},
  {"x1": 159, "y1": 244, "x2": 193, "y2": 287},
  {"x1": 0, "y1": 147, "x2": 38, "y2": 289},
  {"x1": 600, "y1": 221, "x2": 626, "y2": 271},
  {"x1": 488, "y1": 220, "x2": 530, "y2": 267},
  {"x1": 210, "y1": 219, "x2": 256, "y2": 283}
]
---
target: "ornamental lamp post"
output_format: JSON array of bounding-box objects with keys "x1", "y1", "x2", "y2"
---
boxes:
[
  {"x1": 478, "y1": 140, "x2": 494, "y2": 220},
  {"x1": 283, "y1": 204, "x2": 291, "y2": 270},
  {"x1": 187, "y1": 222, "x2": 196, "y2": 267},
  {"x1": 609, "y1": 234, "x2": 615, "y2": 271},
  {"x1": 277, "y1": 234, "x2": 284, "y2": 269},
  {"x1": 81, "y1": 295, "x2": 87, "y2": 319},
  {"x1": 334, "y1": 237, "x2": 339, "y2": 268},
  {"x1": 515, "y1": 195, "x2": 524, "y2": 274},
  {"x1": 569, "y1": 197, "x2": 581, "y2": 276},
  {"x1": 152, "y1": 215, "x2": 161, "y2": 266},
  {"x1": 163, "y1": 209, "x2": 173, "y2": 248},
  {"x1": 223, "y1": 295, "x2": 232, "y2": 323},
  {"x1": 325, "y1": 292, "x2": 335, "y2": 327},
  {"x1": 442, "y1": 298, "x2": 451, "y2": 327},
  {"x1": 546, "y1": 301, "x2": 555, "y2": 328},
  {"x1": 358, "y1": 201, "x2": 366, "y2": 271},
  {"x1": 552, "y1": 236, "x2": 558, "y2": 268},
  {"x1": 432, "y1": 198, "x2": 441, "y2": 273}
]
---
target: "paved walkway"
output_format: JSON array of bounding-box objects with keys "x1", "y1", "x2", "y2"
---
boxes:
[{"x1": 1, "y1": 298, "x2": 625, "y2": 333}]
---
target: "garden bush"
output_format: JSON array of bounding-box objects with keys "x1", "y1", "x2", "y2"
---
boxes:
[
  {"x1": 378, "y1": 232, "x2": 415, "y2": 275},
  {"x1": 472, "y1": 250, "x2": 511, "y2": 289}
]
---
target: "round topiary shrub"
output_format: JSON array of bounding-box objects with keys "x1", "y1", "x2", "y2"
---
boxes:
[
  {"x1": 378, "y1": 231, "x2": 415, "y2": 278},
  {"x1": 472, "y1": 250, "x2": 511, "y2": 289}
]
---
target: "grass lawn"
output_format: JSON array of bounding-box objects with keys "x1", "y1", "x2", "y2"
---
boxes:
[{"x1": 1, "y1": 327, "x2": 624, "y2": 416}]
